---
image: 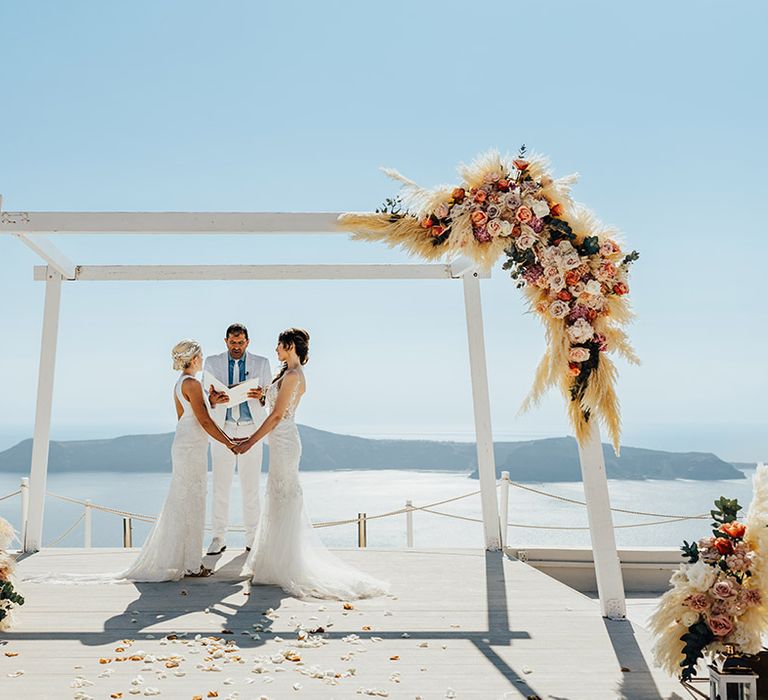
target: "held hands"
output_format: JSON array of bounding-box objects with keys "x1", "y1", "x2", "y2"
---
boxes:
[
  {"x1": 231, "y1": 437, "x2": 255, "y2": 455},
  {"x1": 247, "y1": 387, "x2": 263, "y2": 402}
]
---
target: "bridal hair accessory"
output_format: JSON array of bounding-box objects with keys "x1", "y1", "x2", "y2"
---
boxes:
[
  {"x1": 171, "y1": 339, "x2": 203, "y2": 371},
  {"x1": 338, "y1": 147, "x2": 639, "y2": 452}
]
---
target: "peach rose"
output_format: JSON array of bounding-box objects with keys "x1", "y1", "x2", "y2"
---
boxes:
[
  {"x1": 515, "y1": 206, "x2": 533, "y2": 224},
  {"x1": 471, "y1": 211, "x2": 488, "y2": 227},
  {"x1": 712, "y1": 579, "x2": 740, "y2": 600},
  {"x1": 473, "y1": 190, "x2": 487, "y2": 204},
  {"x1": 683, "y1": 593, "x2": 711, "y2": 613},
  {"x1": 434, "y1": 203, "x2": 450, "y2": 219},
  {"x1": 612, "y1": 282, "x2": 629, "y2": 295},
  {"x1": 568, "y1": 347, "x2": 590, "y2": 363},
  {"x1": 719, "y1": 521, "x2": 747, "y2": 539},
  {"x1": 451, "y1": 187, "x2": 466, "y2": 202}
]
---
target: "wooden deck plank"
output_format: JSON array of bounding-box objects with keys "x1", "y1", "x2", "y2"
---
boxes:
[{"x1": 1, "y1": 548, "x2": 686, "y2": 700}]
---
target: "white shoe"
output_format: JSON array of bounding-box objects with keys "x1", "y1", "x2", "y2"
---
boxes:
[{"x1": 207, "y1": 537, "x2": 227, "y2": 555}]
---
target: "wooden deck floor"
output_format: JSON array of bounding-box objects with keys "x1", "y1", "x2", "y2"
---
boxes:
[{"x1": 2, "y1": 548, "x2": 686, "y2": 700}]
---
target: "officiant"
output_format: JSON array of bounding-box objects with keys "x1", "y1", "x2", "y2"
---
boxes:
[{"x1": 204, "y1": 323, "x2": 272, "y2": 555}]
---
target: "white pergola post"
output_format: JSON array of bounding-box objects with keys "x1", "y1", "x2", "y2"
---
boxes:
[
  {"x1": 461, "y1": 270, "x2": 500, "y2": 550},
  {"x1": 577, "y1": 418, "x2": 626, "y2": 618},
  {"x1": 25, "y1": 267, "x2": 63, "y2": 552}
]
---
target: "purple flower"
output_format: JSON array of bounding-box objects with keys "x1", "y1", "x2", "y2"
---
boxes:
[
  {"x1": 486, "y1": 204, "x2": 501, "y2": 219},
  {"x1": 522, "y1": 265, "x2": 544, "y2": 284},
  {"x1": 473, "y1": 225, "x2": 492, "y2": 243},
  {"x1": 567, "y1": 305, "x2": 590, "y2": 322},
  {"x1": 529, "y1": 216, "x2": 544, "y2": 233}
]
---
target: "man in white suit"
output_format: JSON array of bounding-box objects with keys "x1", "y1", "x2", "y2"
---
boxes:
[{"x1": 204, "y1": 323, "x2": 272, "y2": 554}]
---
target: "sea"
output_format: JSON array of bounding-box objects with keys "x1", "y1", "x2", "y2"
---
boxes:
[{"x1": 0, "y1": 468, "x2": 757, "y2": 551}]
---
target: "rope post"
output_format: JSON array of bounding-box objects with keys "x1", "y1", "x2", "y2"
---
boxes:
[
  {"x1": 84, "y1": 499, "x2": 92, "y2": 548},
  {"x1": 357, "y1": 513, "x2": 367, "y2": 548},
  {"x1": 499, "y1": 471, "x2": 510, "y2": 549},
  {"x1": 405, "y1": 500, "x2": 414, "y2": 548},
  {"x1": 122, "y1": 517, "x2": 133, "y2": 548},
  {"x1": 20, "y1": 477, "x2": 30, "y2": 550}
]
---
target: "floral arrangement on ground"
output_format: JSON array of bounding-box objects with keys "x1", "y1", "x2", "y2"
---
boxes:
[
  {"x1": 0, "y1": 516, "x2": 24, "y2": 631},
  {"x1": 338, "y1": 149, "x2": 639, "y2": 451},
  {"x1": 649, "y1": 464, "x2": 768, "y2": 681}
]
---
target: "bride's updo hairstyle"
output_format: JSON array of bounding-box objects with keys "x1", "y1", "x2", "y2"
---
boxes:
[
  {"x1": 274, "y1": 328, "x2": 310, "y2": 383},
  {"x1": 171, "y1": 339, "x2": 202, "y2": 371}
]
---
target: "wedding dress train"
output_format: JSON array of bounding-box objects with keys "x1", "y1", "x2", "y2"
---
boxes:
[
  {"x1": 24, "y1": 374, "x2": 209, "y2": 584},
  {"x1": 242, "y1": 377, "x2": 389, "y2": 599}
]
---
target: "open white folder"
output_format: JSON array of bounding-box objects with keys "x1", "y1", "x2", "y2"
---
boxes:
[{"x1": 203, "y1": 371, "x2": 261, "y2": 409}]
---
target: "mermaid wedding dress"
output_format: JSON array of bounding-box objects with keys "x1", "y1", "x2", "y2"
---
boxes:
[
  {"x1": 242, "y1": 376, "x2": 389, "y2": 599},
  {"x1": 25, "y1": 374, "x2": 209, "y2": 584}
]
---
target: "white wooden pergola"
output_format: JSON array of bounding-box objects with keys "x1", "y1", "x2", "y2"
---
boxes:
[{"x1": 1, "y1": 203, "x2": 626, "y2": 618}]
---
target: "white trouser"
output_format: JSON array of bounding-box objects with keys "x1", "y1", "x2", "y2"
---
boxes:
[{"x1": 210, "y1": 421, "x2": 263, "y2": 545}]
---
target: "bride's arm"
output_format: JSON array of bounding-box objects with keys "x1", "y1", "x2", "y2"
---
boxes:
[
  {"x1": 236, "y1": 371, "x2": 300, "y2": 452},
  {"x1": 182, "y1": 378, "x2": 234, "y2": 446}
]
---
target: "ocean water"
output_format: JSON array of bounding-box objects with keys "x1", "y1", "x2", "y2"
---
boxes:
[{"x1": 0, "y1": 468, "x2": 757, "y2": 550}]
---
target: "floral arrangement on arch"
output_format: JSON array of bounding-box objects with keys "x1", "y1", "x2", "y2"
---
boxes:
[
  {"x1": 338, "y1": 148, "x2": 639, "y2": 451},
  {"x1": 649, "y1": 464, "x2": 768, "y2": 681},
  {"x1": 0, "y1": 517, "x2": 25, "y2": 631}
]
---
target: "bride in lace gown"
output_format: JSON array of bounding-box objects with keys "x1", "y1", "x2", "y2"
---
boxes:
[
  {"x1": 238, "y1": 328, "x2": 389, "y2": 600},
  {"x1": 25, "y1": 340, "x2": 239, "y2": 584}
]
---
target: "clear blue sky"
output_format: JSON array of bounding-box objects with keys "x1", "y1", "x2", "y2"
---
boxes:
[{"x1": 1, "y1": 1, "x2": 766, "y2": 461}]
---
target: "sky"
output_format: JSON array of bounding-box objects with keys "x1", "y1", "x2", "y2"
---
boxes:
[{"x1": 0, "y1": 1, "x2": 766, "y2": 461}]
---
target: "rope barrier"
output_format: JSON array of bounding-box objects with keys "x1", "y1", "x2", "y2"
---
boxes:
[
  {"x1": 0, "y1": 489, "x2": 21, "y2": 502},
  {"x1": 504, "y1": 479, "x2": 709, "y2": 520},
  {"x1": 44, "y1": 512, "x2": 85, "y2": 547}
]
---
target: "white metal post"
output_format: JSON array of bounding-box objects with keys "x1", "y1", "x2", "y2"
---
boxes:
[
  {"x1": 84, "y1": 500, "x2": 92, "y2": 548},
  {"x1": 462, "y1": 271, "x2": 501, "y2": 550},
  {"x1": 499, "y1": 471, "x2": 510, "y2": 549},
  {"x1": 577, "y1": 418, "x2": 626, "y2": 618},
  {"x1": 405, "y1": 500, "x2": 414, "y2": 548},
  {"x1": 25, "y1": 268, "x2": 63, "y2": 552},
  {"x1": 20, "y1": 477, "x2": 29, "y2": 549}
]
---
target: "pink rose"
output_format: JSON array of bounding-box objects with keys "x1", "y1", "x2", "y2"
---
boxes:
[
  {"x1": 515, "y1": 206, "x2": 533, "y2": 224},
  {"x1": 683, "y1": 593, "x2": 711, "y2": 613},
  {"x1": 706, "y1": 614, "x2": 734, "y2": 637},
  {"x1": 712, "y1": 580, "x2": 739, "y2": 600}
]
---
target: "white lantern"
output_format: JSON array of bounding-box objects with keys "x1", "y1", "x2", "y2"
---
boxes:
[{"x1": 709, "y1": 663, "x2": 758, "y2": 700}]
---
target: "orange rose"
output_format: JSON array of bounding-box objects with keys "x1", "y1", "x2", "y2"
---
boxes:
[
  {"x1": 714, "y1": 537, "x2": 734, "y2": 555},
  {"x1": 568, "y1": 363, "x2": 581, "y2": 376},
  {"x1": 515, "y1": 206, "x2": 533, "y2": 223},
  {"x1": 497, "y1": 178, "x2": 510, "y2": 191},
  {"x1": 473, "y1": 190, "x2": 487, "y2": 204},
  {"x1": 565, "y1": 270, "x2": 581, "y2": 286},
  {"x1": 557, "y1": 290, "x2": 572, "y2": 302},
  {"x1": 613, "y1": 282, "x2": 629, "y2": 295},
  {"x1": 431, "y1": 225, "x2": 445, "y2": 237},
  {"x1": 451, "y1": 187, "x2": 466, "y2": 202},
  {"x1": 550, "y1": 203, "x2": 563, "y2": 218},
  {"x1": 420, "y1": 218, "x2": 433, "y2": 229},
  {"x1": 471, "y1": 211, "x2": 488, "y2": 226},
  {"x1": 586, "y1": 309, "x2": 598, "y2": 322},
  {"x1": 513, "y1": 159, "x2": 529, "y2": 171},
  {"x1": 719, "y1": 521, "x2": 747, "y2": 539}
]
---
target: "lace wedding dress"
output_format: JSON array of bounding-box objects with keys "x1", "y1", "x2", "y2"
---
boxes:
[
  {"x1": 242, "y1": 375, "x2": 389, "y2": 599},
  {"x1": 25, "y1": 375, "x2": 209, "y2": 584}
]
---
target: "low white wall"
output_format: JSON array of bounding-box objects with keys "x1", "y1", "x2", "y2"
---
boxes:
[{"x1": 508, "y1": 546, "x2": 681, "y2": 593}]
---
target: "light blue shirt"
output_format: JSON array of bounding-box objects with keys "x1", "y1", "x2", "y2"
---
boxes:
[{"x1": 226, "y1": 355, "x2": 253, "y2": 423}]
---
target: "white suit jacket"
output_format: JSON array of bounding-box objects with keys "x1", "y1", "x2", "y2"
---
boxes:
[{"x1": 203, "y1": 351, "x2": 272, "y2": 429}]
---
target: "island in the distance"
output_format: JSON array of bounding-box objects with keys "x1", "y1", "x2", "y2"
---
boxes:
[{"x1": 0, "y1": 426, "x2": 750, "y2": 482}]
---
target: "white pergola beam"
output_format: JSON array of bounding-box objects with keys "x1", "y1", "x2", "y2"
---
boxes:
[
  {"x1": 26, "y1": 268, "x2": 63, "y2": 551},
  {"x1": 31, "y1": 263, "x2": 491, "y2": 282},
  {"x1": 15, "y1": 234, "x2": 77, "y2": 279},
  {"x1": 1, "y1": 211, "x2": 343, "y2": 233}
]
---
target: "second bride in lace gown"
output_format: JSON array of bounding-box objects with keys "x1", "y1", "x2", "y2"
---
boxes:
[{"x1": 237, "y1": 328, "x2": 389, "y2": 600}]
